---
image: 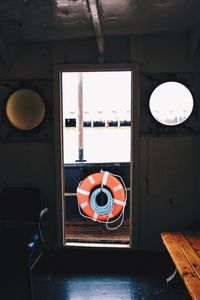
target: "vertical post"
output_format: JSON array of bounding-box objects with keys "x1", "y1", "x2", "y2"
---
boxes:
[{"x1": 77, "y1": 72, "x2": 85, "y2": 161}]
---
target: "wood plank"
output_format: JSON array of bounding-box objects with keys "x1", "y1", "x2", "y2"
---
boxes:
[
  {"x1": 184, "y1": 231, "x2": 200, "y2": 258},
  {"x1": 65, "y1": 219, "x2": 130, "y2": 227},
  {"x1": 161, "y1": 232, "x2": 200, "y2": 300},
  {"x1": 172, "y1": 232, "x2": 200, "y2": 279},
  {"x1": 187, "y1": 279, "x2": 200, "y2": 300},
  {"x1": 65, "y1": 223, "x2": 130, "y2": 244}
]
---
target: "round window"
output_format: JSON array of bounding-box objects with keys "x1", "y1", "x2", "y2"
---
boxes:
[
  {"x1": 149, "y1": 81, "x2": 194, "y2": 126},
  {"x1": 6, "y1": 89, "x2": 45, "y2": 130}
]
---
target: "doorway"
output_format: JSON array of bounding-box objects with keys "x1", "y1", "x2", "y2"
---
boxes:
[{"x1": 56, "y1": 65, "x2": 134, "y2": 248}]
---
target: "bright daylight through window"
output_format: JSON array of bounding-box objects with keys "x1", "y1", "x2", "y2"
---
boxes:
[{"x1": 149, "y1": 81, "x2": 194, "y2": 126}]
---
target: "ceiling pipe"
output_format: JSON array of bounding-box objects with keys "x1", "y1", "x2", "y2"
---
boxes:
[{"x1": 87, "y1": 0, "x2": 104, "y2": 63}]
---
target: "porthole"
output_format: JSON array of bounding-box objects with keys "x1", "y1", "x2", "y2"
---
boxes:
[
  {"x1": 6, "y1": 89, "x2": 45, "y2": 130},
  {"x1": 149, "y1": 81, "x2": 194, "y2": 126}
]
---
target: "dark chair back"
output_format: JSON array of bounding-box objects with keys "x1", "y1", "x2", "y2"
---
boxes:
[{"x1": 0, "y1": 187, "x2": 41, "y2": 221}]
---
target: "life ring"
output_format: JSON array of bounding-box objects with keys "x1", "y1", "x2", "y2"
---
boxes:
[{"x1": 77, "y1": 171, "x2": 126, "y2": 221}]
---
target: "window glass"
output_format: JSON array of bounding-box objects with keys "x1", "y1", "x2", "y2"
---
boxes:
[{"x1": 149, "y1": 81, "x2": 193, "y2": 126}]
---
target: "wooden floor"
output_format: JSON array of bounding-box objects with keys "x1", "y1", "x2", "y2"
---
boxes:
[{"x1": 65, "y1": 219, "x2": 130, "y2": 244}]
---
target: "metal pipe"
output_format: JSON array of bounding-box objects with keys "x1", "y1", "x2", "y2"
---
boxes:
[{"x1": 87, "y1": 0, "x2": 104, "y2": 62}]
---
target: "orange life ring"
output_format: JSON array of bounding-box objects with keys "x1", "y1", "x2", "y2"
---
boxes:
[{"x1": 77, "y1": 171, "x2": 126, "y2": 221}]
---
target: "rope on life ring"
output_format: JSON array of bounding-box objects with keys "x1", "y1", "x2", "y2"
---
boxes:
[{"x1": 76, "y1": 170, "x2": 127, "y2": 230}]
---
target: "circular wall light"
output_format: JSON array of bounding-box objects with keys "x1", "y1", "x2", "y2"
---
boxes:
[
  {"x1": 149, "y1": 81, "x2": 194, "y2": 126},
  {"x1": 6, "y1": 89, "x2": 45, "y2": 130}
]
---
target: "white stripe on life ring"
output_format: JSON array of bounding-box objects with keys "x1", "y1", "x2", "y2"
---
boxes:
[
  {"x1": 80, "y1": 201, "x2": 88, "y2": 209},
  {"x1": 93, "y1": 212, "x2": 98, "y2": 221},
  {"x1": 88, "y1": 175, "x2": 95, "y2": 185},
  {"x1": 114, "y1": 199, "x2": 126, "y2": 206},
  {"x1": 102, "y1": 171, "x2": 109, "y2": 185},
  {"x1": 77, "y1": 188, "x2": 90, "y2": 196},
  {"x1": 113, "y1": 184, "x2": 123, "y2": 192}
]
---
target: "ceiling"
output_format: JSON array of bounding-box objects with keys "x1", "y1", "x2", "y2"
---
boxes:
[{"x1": 0, "y1": 0, "x2": 200, "y2": 43}]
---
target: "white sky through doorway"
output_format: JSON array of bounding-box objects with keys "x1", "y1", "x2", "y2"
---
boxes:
[{"x1": 62, "y1": 71, "x2": 131, "y2": 163}]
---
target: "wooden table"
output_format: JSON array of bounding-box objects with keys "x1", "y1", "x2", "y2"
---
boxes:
[{"x1": 161, "y1": 230, "x2": 200, "y2": 300}]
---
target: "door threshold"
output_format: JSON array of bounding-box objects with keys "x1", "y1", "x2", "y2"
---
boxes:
[{"x1": 64, "y1": 241, "x2": 131, "y2": 248}]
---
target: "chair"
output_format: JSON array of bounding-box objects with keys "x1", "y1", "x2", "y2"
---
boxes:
[{"x1": 0, "y1": 187, "x2": 48, "y2": 299}]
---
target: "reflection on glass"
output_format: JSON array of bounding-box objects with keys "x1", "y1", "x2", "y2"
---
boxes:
[{"x1": 6, "y1": 89, "x2": 45, "y2": 130}]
